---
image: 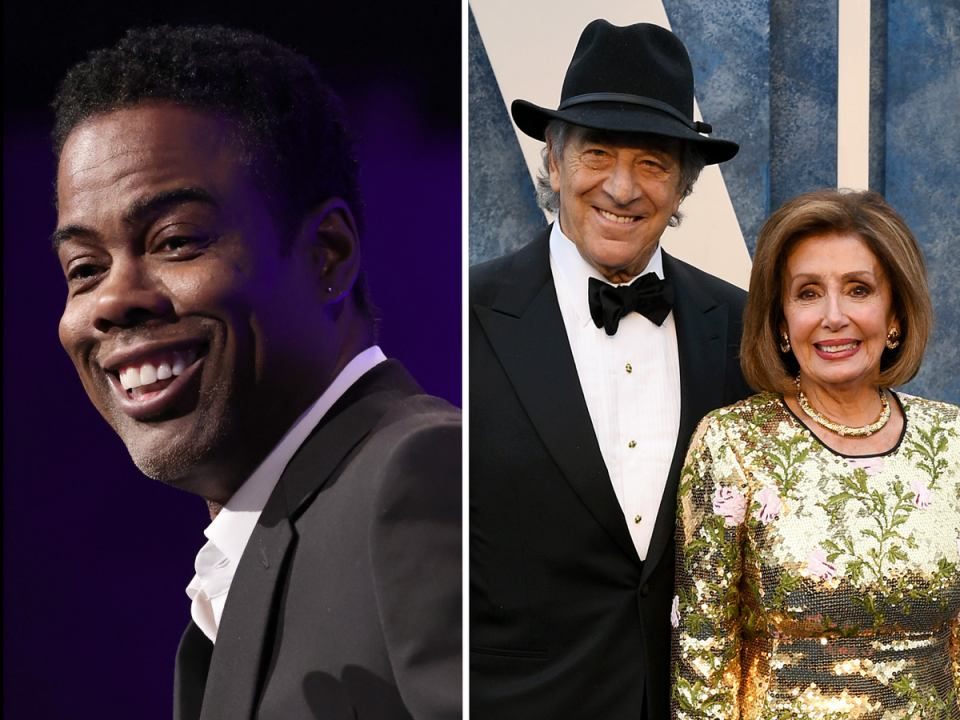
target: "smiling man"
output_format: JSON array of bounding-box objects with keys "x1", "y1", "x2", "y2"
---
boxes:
[
  {"x1": 470, "y1": 21, "x2": 753, "y2": 719},
  {"x1": 53, "y1": 26, "x2": 460, "y2": 720}
]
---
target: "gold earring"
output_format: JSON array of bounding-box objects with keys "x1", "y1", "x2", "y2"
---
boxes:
[
  {"x1": 886, "y1": 327, "x2": 900, "y2": 349},
  {"x1": 780, "y1": 331, "x2": 791, "y2": 353}
]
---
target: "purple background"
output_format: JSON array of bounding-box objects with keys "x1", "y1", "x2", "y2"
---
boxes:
[{"x1": 3, "y1": 2, "x2": 461, "y2": 717}]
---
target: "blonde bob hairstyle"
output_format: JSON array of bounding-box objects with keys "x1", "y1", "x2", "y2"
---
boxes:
[{"x1": 741, "y1": 188, "x2": 933, "y2": 394}]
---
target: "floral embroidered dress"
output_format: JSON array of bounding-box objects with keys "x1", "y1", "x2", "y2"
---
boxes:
[{"x1": 671, "y1": 392, "x2": 960, "y2": 719}]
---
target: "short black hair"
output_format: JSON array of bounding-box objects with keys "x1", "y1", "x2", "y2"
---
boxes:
[{"x1": 53, "y1": 24, "x2": 377, "y2": 327}]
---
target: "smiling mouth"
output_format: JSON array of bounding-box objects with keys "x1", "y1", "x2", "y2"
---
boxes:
[
  {"x1": 112, "y1": 346, "x2": 207, "y2": 398},
  {"x1": 597, "y1": 208, "x2": 640, "y2": 224},
  {"x1": 815, "y1": 341, "x2": 860, "y2": 353}
]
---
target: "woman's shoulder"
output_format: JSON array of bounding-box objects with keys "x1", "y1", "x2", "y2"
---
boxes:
[
  {"x1": 688, "y1": 392, "x2": 786, "y2": 452},
  {"x1": 697, "y1": 392, "x2": 784, "y2": 432},
  {"x1": 896, "y1": 391, "x2": 960, "y2": 429}
]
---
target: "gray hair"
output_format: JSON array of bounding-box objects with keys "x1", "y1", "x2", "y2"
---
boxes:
[{"x1": 535, "y1": 119, "x2": 706, "y2": 226}]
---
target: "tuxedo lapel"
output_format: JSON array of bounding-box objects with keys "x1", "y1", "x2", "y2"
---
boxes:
[
  {"x1": 197, "y1": 361, "x2": 423, "y2": 719},
  {"x1": 641, "y1": 253, "x2": 729, "y2": 582},
  {"x1": 474, "y1": 232, "x2": 640, "y2": 566}
]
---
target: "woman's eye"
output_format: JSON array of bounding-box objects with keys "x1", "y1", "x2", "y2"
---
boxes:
[{"x1": 851, "y1": 285, "x2": 870, "y2": 296}]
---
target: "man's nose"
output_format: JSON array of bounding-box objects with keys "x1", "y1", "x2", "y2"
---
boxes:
[
  {"x1": 92, "y1": 258, "x2": 173, "y2": 333},
  {"x1": 604, "y1": 159, "x2": 639, "y2": 205}
]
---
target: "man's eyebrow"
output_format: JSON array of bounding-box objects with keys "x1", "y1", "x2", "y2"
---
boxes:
[
  {"x1": 51, "y1": 187, "x2": 218, "y2": 253},
  {"x1": 579, "y1": 129, "x2": 673, "y2": 153}
]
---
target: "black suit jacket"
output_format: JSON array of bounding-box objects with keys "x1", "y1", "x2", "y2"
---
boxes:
[
  {"x1": 469, "y1": 229, "x2": 752, "y2": 719},
  {"x1": 174, "y1": 360, "x2": 462, "y2": 720}
]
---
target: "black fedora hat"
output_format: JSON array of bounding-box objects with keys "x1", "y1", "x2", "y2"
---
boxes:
[{"x1": 511, "y1": 20, "x2": 738, "y2": 165}]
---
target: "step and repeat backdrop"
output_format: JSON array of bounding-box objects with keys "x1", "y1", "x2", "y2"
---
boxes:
[{"x1": 469, "y1": 0, "x2": 959, "y2": 404}]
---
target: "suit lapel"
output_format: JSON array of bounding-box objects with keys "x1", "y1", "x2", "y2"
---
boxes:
[
  {"x1": 200, "y1": 511, "x2": 294, "y2": 720},
  {"x1": 641, "y1": 253, "x2": 729, "y2": 582},
  {"x1": 174, "y1": 621, "x2": 214, "y2": 720},
  {"x1": 475, "y1": 231, "x2": 640, "y2": 566},
  {"x1": 198, "y1": 361, "x2": 423, "y2": 719}
]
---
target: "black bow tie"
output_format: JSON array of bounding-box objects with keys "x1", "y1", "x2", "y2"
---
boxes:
[{"x1": 588, "y1": 274, "x2": 674, "y2": 336}]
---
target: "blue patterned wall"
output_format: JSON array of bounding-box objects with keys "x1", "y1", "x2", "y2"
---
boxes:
[
  {"x1": 882, "y1": 0, "x2": 960, "y2": 402},
  {"x1": 469, "y1": 0, "x2": 960, "y2": 404},
  {"x1": 664, "y1": 0, "x2": 771, "y2": 254},
  {"x1": 468, "y1": 8, "x2": 547, "y2": 264}
]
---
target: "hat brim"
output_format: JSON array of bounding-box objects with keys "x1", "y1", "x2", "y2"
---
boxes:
[{"x1": 511, "y1": 99, "x2": 739, "y2": 165}]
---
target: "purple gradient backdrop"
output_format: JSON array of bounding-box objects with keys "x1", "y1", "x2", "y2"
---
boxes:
[{"x1": 3, "y1": 9, "x2": 461, "y2": 718}]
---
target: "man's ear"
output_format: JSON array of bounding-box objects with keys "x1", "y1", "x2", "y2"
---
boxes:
[{"x1": 303, "y1": 198, "x2": 361, "y2": 304}]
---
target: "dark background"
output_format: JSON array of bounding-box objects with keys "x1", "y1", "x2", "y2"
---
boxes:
[{"x1": 3, "y1": 1, "x2": 461, "y2": 717}]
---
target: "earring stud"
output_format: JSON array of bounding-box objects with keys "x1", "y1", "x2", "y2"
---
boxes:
[
  {"x1": 886, "y1": 327, "x2": 900, "y2": 349},
  {"x1": 780, "y1": 331, "x2": 791, "y2": 353}
]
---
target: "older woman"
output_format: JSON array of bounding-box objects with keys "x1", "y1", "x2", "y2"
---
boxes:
[{"x1": 671, "y1": 189, "x2": 959, "y2": 718}]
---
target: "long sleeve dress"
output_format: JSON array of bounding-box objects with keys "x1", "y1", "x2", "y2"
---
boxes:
[{"x1": 671, "y1": 392, "x2": 960, "y2": 719}]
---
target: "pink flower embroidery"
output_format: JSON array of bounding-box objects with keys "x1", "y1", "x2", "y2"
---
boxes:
[
  {"x1": 713, "y1": 487, "x2": 747, "y2": 527},
  {"x1": 807, "y1": 549, "x2": 837, "y2": 580},
  {"x1": 910, "y1": 479, "x2": 932, "y2": 509},
  {"x1": 755, "y1": 487, "x2": 783, "y2": 523},
  {"x1": 847, "y1": 457, "x2": 884, "y2": 475},
  {"x1": 670, "y1": 595, "x2": 680, "y2": 628}
]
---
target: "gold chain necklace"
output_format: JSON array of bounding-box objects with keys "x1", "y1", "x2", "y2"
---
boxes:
[{"x1": 795, "y1": 378, "x2": 890, "y2": 437}]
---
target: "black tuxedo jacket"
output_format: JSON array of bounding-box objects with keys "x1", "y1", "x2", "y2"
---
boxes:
[
  {"x1": 174, "y1": 360, "x2": 461, "y2": 720},
  {"x1": 469, "y1": 229, "x2": 752, "y2": 719}
]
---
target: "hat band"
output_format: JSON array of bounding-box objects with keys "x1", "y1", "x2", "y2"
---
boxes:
[{"x1": 557, "y1": 92, "x2": 712, "y2": 134}]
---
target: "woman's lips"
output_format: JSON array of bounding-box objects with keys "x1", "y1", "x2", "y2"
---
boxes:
[
  {"x1": 813, "y1": 340, "x2": 861, "y2": 360},
  {"x1": 107, "y1": 353, "x2": 206, "y2": 420}
]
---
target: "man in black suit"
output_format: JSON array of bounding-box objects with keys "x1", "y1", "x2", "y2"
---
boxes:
[
  {"x1": 470, "y1": 21, "x2": 753, "y2": 719},
  {"x1": 52, "y1": 26, "x2": 460, "y2": 719}
]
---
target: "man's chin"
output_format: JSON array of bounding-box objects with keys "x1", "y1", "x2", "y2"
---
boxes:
[{"x1": 115, "y1": 413, "x2": 230, "y2": 489}]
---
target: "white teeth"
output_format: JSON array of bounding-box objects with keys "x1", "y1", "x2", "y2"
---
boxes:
[
  {"x1": 819, "y1": 342, "x2": 858, "y2": 353},
  {"x1": 116, "y1": 347, "x2": 199, "y2": 391},
  {"x1": 139, "y1": 363, "x2": 158, "y2": 385},
  {"x1": 121, "y1": 367, "x2": 142, "y2": 390},
  {"x1": 599, "y1": 209, "x2": 638, "y2": 224}
]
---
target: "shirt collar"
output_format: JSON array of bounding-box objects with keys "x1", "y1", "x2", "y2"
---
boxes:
[
  {"x1": 549, "y1": 221, "x2": 665, "y2": 328},
  {"x1": 202, "y1": 345, "x2": 388, "y2": 565}
]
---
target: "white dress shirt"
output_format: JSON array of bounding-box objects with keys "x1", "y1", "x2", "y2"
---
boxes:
[
  {"x1": 549, "y1": 223, "x2": 681, "y2": 560},
  {"x1": 185, "y1": 346, "x2": 388, "y2": 643}
]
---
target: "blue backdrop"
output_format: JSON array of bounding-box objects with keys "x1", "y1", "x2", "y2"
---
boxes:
[{"x1": 469, "y1": 0, "x2": 960, "y2": 405}]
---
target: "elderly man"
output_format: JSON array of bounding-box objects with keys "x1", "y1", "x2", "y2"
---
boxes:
[
  {"x1": 52, "y1": 26, "x2": 460, "y2": 720},
  {"x1": 470, "y1": 20, "x2": 753, "y2": 719}
]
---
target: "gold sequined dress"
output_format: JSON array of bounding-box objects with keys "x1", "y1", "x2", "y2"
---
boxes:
[{"x1": 671, "y1": 392, "x2": 960, "y2": 719}]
